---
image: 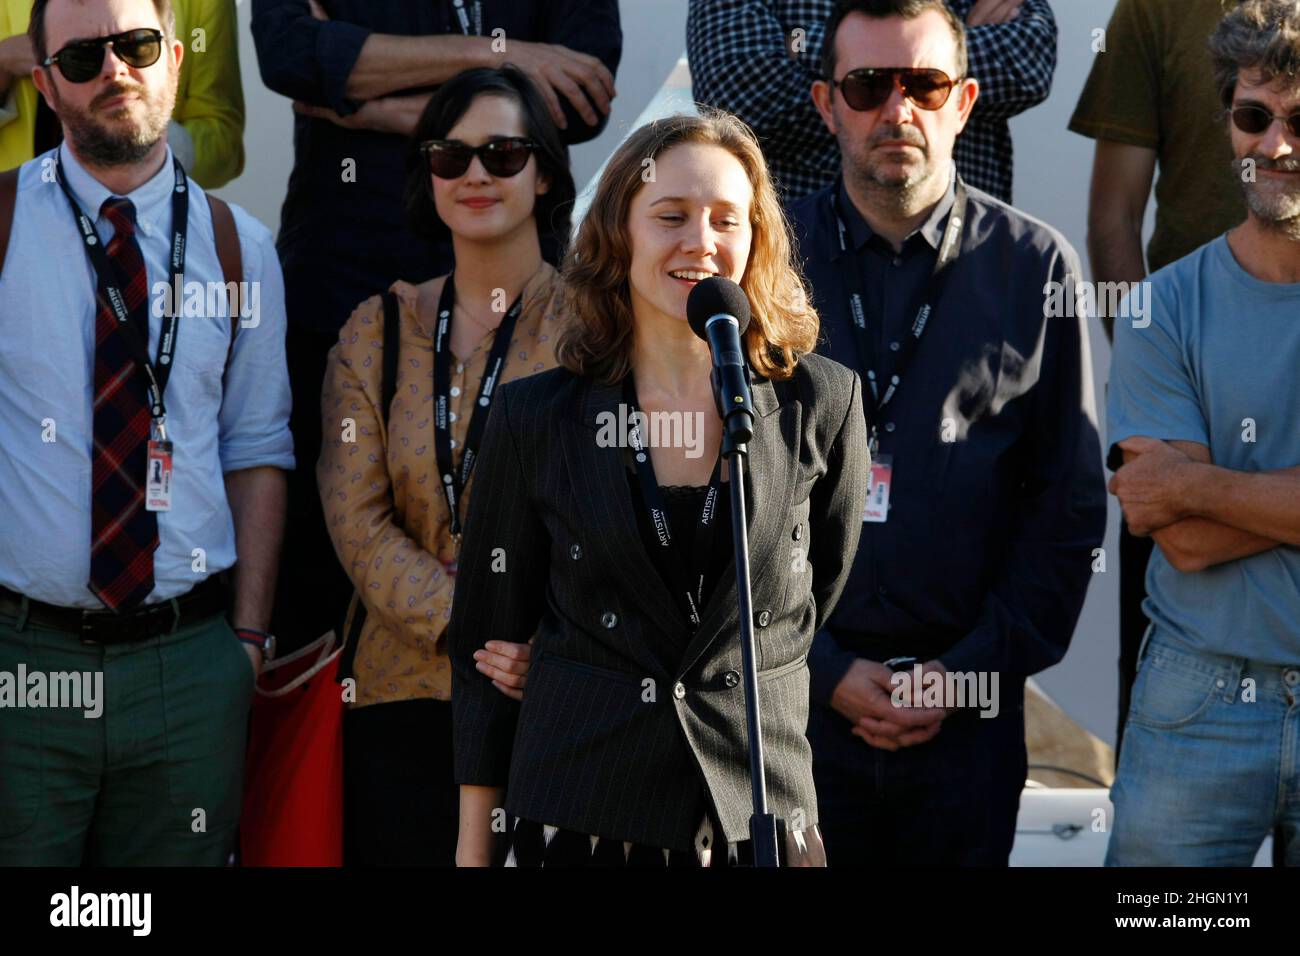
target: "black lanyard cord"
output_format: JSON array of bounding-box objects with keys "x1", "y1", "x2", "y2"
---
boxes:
[
  {"x1": 623, "y1": 374, "x2": 724, "y2": 632},
  {"x1": 832, "y1": 177, "x2": 968, "y2": 453},
  {"x1": 56, "y1": 152, "x2": 189, "y2": 430},
  {"x1": 432, "y1": 272, "x2": 525, "y2": 538}
]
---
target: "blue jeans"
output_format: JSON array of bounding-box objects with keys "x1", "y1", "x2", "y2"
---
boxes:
[{"x1": 1106, "y1": 627, "x2": 1300, "y2": 866}]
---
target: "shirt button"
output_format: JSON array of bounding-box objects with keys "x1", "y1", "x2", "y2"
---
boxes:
[
  {"x1": 884, "y1": 422, "x2": 896, "y2": 433},
  {"x1": 570, "y1": 544, "x2": 583, "y2": 560},
  {"x1": 449, "y1": 412, "x2": 458, "y2": 423},
  {"x1": 450, "y1": 386, "x2": 461, "y2": 397},
  {"x1": 450, "y1": 439, "x2": 458, "y2": 448},
  {"x1": 757, "y1": 609, "x2": 771, "y2": 628},
  {"x1": 792, "y1": 523, "x2": 803, "y2": 541},
  {"x1": 456, "y1": 363, "x2": 465, "y2": 374},
  {"x1": 889, "y1": 341, "x2": 900, "y2": 352},
  {"x1": 673, "y1": 681, "x2": 687, "y2": 700},
  {"x1": 724, "y1": 671, "x2": 740, "y2": 688},
  {"x1": 878, "y1": 585, "x2": 889, "y2": 597},
  {"x1": 1285, "y1": 670, "x2": 1300, "y2": 687},
  {"x1": 600, "y1": 611, "x2": 618, "y2": 629},
  {"x1": 891, "y1": 257, "x2": 901, "y2": 267}
]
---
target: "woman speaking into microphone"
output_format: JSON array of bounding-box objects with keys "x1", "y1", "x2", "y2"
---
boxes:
[{"x1": 448, "y1": 110, "x2": 870, "y2": 867}]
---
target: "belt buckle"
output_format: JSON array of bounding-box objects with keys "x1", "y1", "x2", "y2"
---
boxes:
[{"x1": 79, "y1": 609, "x2": 106, "y2": 645}]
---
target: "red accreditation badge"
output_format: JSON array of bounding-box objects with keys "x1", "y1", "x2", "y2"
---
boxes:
[
  {"x1": 145, "y1": 440, "x2": 174, "y2": 512},
  {"x1": 863, "y1": 453, "x2": 892, "y2": 523}
]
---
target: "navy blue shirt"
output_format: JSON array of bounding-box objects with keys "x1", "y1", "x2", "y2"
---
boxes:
[
  {"x1": 785, "y1": 175, "x2": 1106, "y2": 704},
  {"x1": 251, "y1": 0, "x2": 622, "y2": 334}
]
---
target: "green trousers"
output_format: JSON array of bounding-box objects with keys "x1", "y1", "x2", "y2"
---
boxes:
[{"x1": 0, "y1": 605, "x2": 253, "y2": 865}]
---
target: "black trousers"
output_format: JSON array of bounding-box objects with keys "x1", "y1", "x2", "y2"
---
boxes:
[
  {"x1": 808, "y1": 688, "x2": 1027, "y2": 866},
  {"x1": 343, "y1": 699, "x2": 458, "y2": 866}
]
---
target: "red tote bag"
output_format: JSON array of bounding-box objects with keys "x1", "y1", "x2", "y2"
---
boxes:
[{"x1": 240, "y1": 630, "x2": 345, "y2": 867}]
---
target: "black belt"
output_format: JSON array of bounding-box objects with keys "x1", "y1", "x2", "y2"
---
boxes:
[{"x1": 0, "y1": 575, "x2": 230, "y2": 645}]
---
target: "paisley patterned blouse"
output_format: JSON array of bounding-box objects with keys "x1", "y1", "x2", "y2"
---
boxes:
[{"x1": 318, "y1": 263, "x2": 564, "y2": 707}]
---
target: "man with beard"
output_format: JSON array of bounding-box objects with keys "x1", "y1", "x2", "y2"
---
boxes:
[
  {"x1": 1, "y1": 0, "x2": 246, "y2": 187},
  {"x1": 1105, "y1": 0, "x2": 1300, "y2": 866},
  {"x1": 785, "y1": 0, "x2": 1106, "y2": 865},
  {"x1": 0, "y1": 0, "x2": 292, "y2": 864}
]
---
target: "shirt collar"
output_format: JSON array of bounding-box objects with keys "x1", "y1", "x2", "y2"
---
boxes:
[
  {"x1": 58, "y1": 142, "x2": 178, "y2": 240},
  {"x1": 831, "y1": 162, "x2": 958, "y2": 256}
]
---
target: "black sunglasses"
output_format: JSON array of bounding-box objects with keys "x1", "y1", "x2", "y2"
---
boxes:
[
  {"x1": 1231, "y1": 104, "x2": 1300, "y2": 138},
  {"x1": 419, "y1": 137, "x2": 539, "y2": 179},
  {"x1": 830, "y1": 67, "x2": 960, "y2": 112},
  {"x1": 42, "y1": 28, "x2": 164, "y2": 84}
]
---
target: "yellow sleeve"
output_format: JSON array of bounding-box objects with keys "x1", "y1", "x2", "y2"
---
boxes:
[
  {"x1": 172, "y1": 0, "x2": 245, "y2": 188},
  {"x1": 318, "y1": 295, "x2": 459, "y2": 646}
]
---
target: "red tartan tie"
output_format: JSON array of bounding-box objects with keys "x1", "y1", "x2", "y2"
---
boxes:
[{"x1": 88, "y1": 197, "x2": 158, "y2": 610}]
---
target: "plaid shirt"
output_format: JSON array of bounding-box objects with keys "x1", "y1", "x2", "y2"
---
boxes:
[{"x1": 686, "y1": 0, "x2": 1057, "y2": 203}]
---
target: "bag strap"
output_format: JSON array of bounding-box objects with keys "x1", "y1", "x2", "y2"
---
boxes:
[
  {"x1": 335, "y1": 289, "x2": 401, "y2": 684},
  {"x1": 206, "y1": 193, "x2": 242, "y2": 373},
  {"x1": 381, "y1": 290, "x2": 400, "y2": 427},
  {"x1": 0, "y1": 168, "x2": 18, "y2": 280}
]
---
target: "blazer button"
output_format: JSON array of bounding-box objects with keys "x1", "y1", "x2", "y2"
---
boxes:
[
  {"x1": 792, "y1": 523, "x2": 803, "y2": 541},
  {"x1": 724, "y1": 670, "x2": 740, "y2": 688},
  {"x1": 570, "y1": 544, "x2": 583, "y2": 560},
  {"x1": 600, "y1": 611, "x2": 618, "y2": 629},
  {"x1": 673, "y1": 681, "x2": 687, "y2": 700},
  {"x1": 757, "y1": 609, "x2": 771, "y2": 628}
]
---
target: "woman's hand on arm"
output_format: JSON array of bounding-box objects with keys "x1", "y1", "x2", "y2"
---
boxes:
[{"x1": 475, "y1": 637, "x2": 533, "y2": 702}]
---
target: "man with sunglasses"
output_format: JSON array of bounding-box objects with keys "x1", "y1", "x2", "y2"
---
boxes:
[
  {"x1": 1104, "y1": 0, "x2": 1300, "y2": 867},
  {"x1": 786, "y1": 0, "x2": 1106, "y2": 865},
  {"x1": 249, "y1": 0, "x2": 621, "y2": 659},
  {"x1": 0, "y1": 0, "x2": 293, "y2": 865},
  {"x1": 1, "y1": 0, "x2": 246, "y2": 188},
  {"x1": 1070, "y1": 0, "x2": 1250, "y2": 768},
  {"x1": 688, "y1": 0, "x2": 1057, "y2": 203}
]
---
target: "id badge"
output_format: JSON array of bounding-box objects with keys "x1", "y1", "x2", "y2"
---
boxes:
[
  {"x1": 863, "y1": 453, "x2": 892, "y2": 523},
  {"x1": 146, "y1": 440, "x2": 174, "y2": 512}
]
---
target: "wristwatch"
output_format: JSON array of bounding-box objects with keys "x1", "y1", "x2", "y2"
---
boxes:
[
  {"x1": 883, "y1": 656, "x2": 919, "y2": 673},
  {"x1": 235, "y1": 627, "x2": 276, "y2": 663}
]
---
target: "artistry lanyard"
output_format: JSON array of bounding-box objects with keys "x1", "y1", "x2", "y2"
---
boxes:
[
  {"x1": 56, "y1": 151, "x2": 189, "y2": 443},
  {"x1": 831, "y1": 177, "x2": 968, "y2": 457},
  {"x1": 449, "y1": 0, "x2": 482, "y2": 35},
  {"x1": 432, "y1": 272, "x2": 524, "y2": 540},
  {"x1": 623, "y1": 374, "x2": 723, "y2": 632}
]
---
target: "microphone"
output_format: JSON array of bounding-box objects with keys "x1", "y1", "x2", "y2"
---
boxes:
[{"x1": 687, "y1": 277, "x2": 755, "y2": 448}]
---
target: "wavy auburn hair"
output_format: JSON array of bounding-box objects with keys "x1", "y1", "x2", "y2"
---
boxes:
[{"x1": 556, "y1": 109, "x2": 819, "y2": 383}]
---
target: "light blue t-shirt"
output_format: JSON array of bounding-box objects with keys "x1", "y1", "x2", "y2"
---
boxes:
[{"x1": 1108, "y1": 234, "x2": 1300, "y2": 664}]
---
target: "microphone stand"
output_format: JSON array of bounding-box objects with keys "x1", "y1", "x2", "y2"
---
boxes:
[{"x1": 721, "y1": 416, "x2": 780, "y2": 868}]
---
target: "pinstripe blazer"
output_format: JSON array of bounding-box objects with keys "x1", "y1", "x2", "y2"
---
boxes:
[{"x1": 448, "y1": 353, "x2": 869, "y2": 851}]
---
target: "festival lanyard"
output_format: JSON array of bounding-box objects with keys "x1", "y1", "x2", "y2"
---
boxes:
[
  {"x1": 831, "y1": 178, "x2": 968, "y2": 456},
  {"x1": 448, "y1": 0, "x2": 481, "y2": 35},
  {"x1": 433, "y1": 272, "x2": 525, "y2": 539},
  {"x1": 56, "y1": 152, "x2": 189, "y2": 439},
  {"x1": 623, "y1": 375, "x2": 724, "y2": 632}
]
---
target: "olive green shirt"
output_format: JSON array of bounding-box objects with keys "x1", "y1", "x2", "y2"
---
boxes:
[{"x1": 1069, "y1": 0, "x2": 1245, "y2": 272}]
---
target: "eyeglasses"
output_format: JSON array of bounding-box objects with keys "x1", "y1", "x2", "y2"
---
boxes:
[
  {"x1": 41, "y1": 28, "x2": 164, "y2": 83},
  {"x1": 829, "y1": 68, "x2": 960, "y2": 112},
  {"x1": 1230, "y1": 104, "x2": 1300, "y2": 138},
  {"x1": 419, "y1": 137, "x2": 539, "y2": 179}
]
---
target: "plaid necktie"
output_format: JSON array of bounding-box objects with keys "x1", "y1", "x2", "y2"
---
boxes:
[{"x1": 88, "y1": 197, "x2": 158, "y2": 610}]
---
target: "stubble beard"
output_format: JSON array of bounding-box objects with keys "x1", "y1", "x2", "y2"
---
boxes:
[
  {"x1": 843, "y1": 123, "x2": 946, "y2": 220},
  {"x1": 1236, "y1": 154, "x2": 1300, "y2": 241},
  {"x1": 54, "y1": 73, "x2": 176, "y2": 168}
]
